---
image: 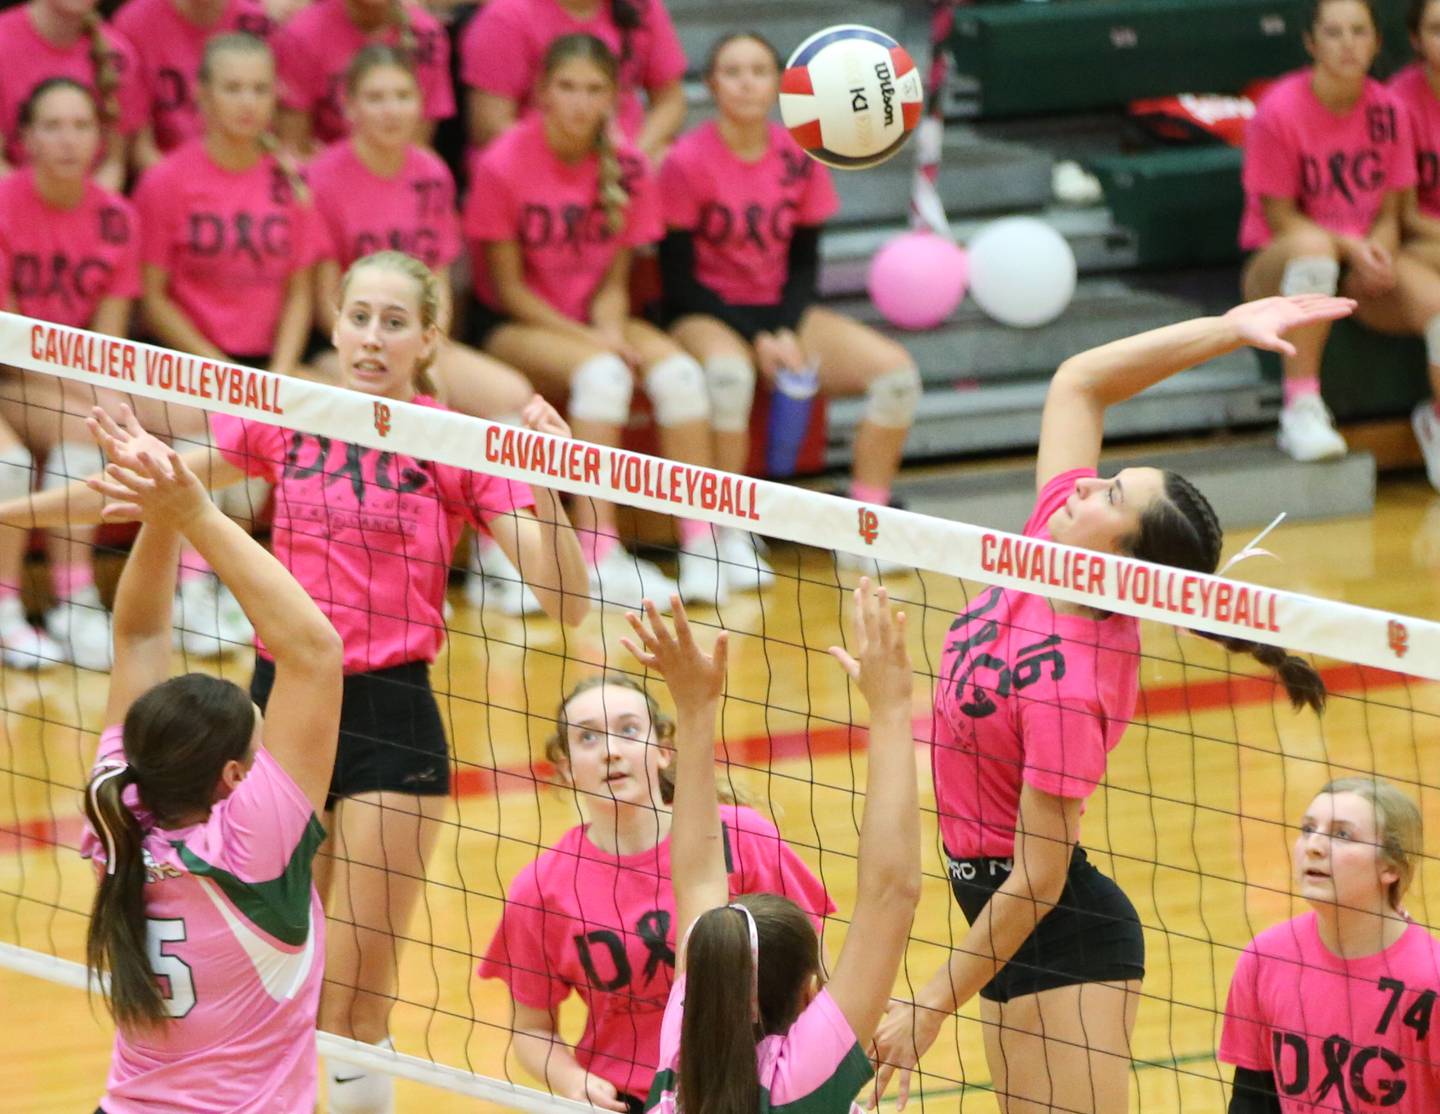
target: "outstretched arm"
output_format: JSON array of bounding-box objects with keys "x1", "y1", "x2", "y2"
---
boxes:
[
  {"x1": 621, "y1": 596, "x2": 730, "y2": 962},
  {"x1": 103, "y1": 518, "x2": 181, "y2": 726},
  {"x1": 1036, "y1": 294, "x2": 1356, "y2": 491}
]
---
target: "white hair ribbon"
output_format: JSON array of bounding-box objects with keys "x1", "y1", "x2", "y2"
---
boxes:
[
  {"x1": 1218, "y1": 512, "x2": 1287, "y2": 576},
  {"x1": 727, "y1": 902, "x2": 761, "y2": 1023},
  {"x1": 88, "y1": 763, "x2": 132, "y2": 876}
]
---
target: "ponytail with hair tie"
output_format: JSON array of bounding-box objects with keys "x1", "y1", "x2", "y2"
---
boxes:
[{"x1": 594, "y1": 124, "x2": 629, "y2": 236}]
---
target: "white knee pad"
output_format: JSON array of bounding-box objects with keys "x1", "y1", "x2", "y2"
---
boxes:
[
  {"x1": 645, "y1": 354, "x2": 710, "y2": 427},
  {"x1": 864, "y1": 366, "x2": 923, "y2": 429},
  {"x1": 326, "y1": 1039, "x2": 396, "y2": 1114},
  {"x1": 704, "y1": 356, "x2": 757, "y2": 433},
  {"x1": 42, "y1": 441, "x2": 104, "y2": 489},
  {"x1": 0, "y1": 445, "x2": 34, "y2": 501},
  {"x1": 1425, "y1": 314, "x2": 1440, "y2": 366},
  {"x1": 1280, "y1": 256, "x2": 1340, "y2": 296},
  {"x1": 214, "y1": 476, "x2": 272, "y2": 519},
  {"x1": 568, "y1": 353, "x2": 633, "y2": 426}
]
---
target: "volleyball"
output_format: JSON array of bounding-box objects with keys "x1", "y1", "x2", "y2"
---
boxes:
[{"x1": 779, "y1": 24, "x2": 924, "y2": 170}]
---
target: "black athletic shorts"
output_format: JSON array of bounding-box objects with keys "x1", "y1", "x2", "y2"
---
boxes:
[
  {"x1": 946, "y1": 846, "x2": 1145, "y2": 1003},
  {"x1": 619, "y1": 1093, "x2": 646, "y2": 1114},
  {"x1": 657, "y1": 300, "x2": 800, "y2": 343},
  {"x1": 466, "y1": 298, "x2": 515, "y2": 348},
  {"x1": 250, "y1": 656, "x2": 450, "y2": 811}
]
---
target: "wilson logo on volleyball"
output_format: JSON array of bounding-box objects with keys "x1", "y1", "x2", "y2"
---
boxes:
[
  {"x1": 1389, "y1": 619, "x2": 1409, "y2": 659},
  {"x1": 858, "y1": 507, "x2": 879, "y2": 546},
  {"x1": 373, "y1": 402, "x2": 391, "y2": 438}
]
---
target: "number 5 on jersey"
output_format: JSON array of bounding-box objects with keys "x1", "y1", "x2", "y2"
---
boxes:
[{"x1": 147, "y1": 918, "x2": 196, "y2": 1018}]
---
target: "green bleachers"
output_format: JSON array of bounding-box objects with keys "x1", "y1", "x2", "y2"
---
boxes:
[{"x1": 1089, "y1": 147, "x2": 1244, "y2": 268}]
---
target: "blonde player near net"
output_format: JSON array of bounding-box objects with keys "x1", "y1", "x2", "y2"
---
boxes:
[
  {"x1": 869, "y1": 294, "x2": 1352, "y2": 1113},
  {"x1": 79, "y1": 431, "x2": 342, "y2": 1111},
  {"x1": 619, "y1": 582, "x2": 920, "y2": 1113},
  {"x1": 5, "y1": 250, "x2": 591, "y2": 1114}
]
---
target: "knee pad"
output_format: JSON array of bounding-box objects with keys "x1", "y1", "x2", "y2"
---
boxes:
[
  {"x1": 645, "y1": 354, "x2": 710, "y2": 427},
  {"x1": 42, "y1": 441, "x2": 104, "y2": 489},
  {"x1": 0, "y1": 445, "x2": 34, "y2": 502},
  {"x1": 1280, "y1": 256, "x2": 1340, "y2": 297},
  {"x1": 214, "y1": 476, "x2": 272, "y2": 519},
  {"x1": 326, "y1": 1039, "x2": 396, "y2": 1114},
  {"x1": 864, "y1": 366, "x2": 923, "y2": 429},
  {"x1": 567, "y1": 353, "x2": 633, "y2": 426},
  {"x1": 704, "y1": 356, "x2": 757, "y2": 433}
]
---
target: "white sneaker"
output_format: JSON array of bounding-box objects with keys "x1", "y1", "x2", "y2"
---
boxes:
[
  {"x1": 676, "y1": 531, "x2": 729, "y2": 609},
  {"x1": 1277, "y1": 394, "x2": 1346, "y2": 462},
  {"x1": 465, "y1": 540, "x2": 543, "y2": 616},
  {"x1": 836, "y1": 549, "x2": 913, "y2": 580},
  {"x1": 1414, "y1": 401, "x2": 1440, "y2": 492},
  {"x1": 174, "y1": 575, "x2": 226, "y2": 658},
  {"x1": 716, "y1": 527, "x2": 775, "y2": 594},
  {"x1": 589, "y1": 546, "x2": 677, "y2": 613},
  {"x1": 46, "y1": 586, "x2": 113, "y2": 671},
  {"x1": 0, "y1": 594, "x2": 61, "y2": 671},
  {"x1": 215, "y1": 582, "x2": 254, "y2": 652}
]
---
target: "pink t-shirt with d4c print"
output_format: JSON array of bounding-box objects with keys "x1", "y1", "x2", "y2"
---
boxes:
[
  {"x1": 274, "y1": 0, "x2": 453, "y2": 145},
  {"x1": 465, "y1": 113, "x2": 663, "y2": 322},
  {"x1": 1390, "y1": 64, "x2": 1440, "y2": 220},
  {"x1": 135, "y1": 141, "x2": 323, "y2": 358},
  {"x1": 479, "y1": 804, "x2": 834, "y2": 1100},
  {"x1": 210, "y1": 396, "x2": 533, "y2": 673},
  {"x1": 80, "y1": 725, "x2": 326, "y2": 1114},
  {"x1": 0, "y1": 6, "x2": 148, "y2": 168},
  {"x1": 930, "y1": 468, "x2": 1141, "y2": 860},
  {"x1": 659, "y1": 120, "x2": 840, "y2": 307},
  {"x1": 460, "y1": 0, "x2": 687, "y2": 141},
  {"x1": 647, "y1": 974, "x2": 873, "y2": 1113},
  {"x1": 1240, "y1": 68, "x2": 1416, "y2": 250},
  {"x1": 1220, "y1": 912, "x2": 1440, "y2": 1111},
  {"x1": 113, "y1": 0, "x2": 274, "y2": 155},
  {"x1": 0, "y1": 169, "x2": 140, "y2": 329},
  {"x1": 307, "y1": 140, "x2": 460, "y2": 270}
]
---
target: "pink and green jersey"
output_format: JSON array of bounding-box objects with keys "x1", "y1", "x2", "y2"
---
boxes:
[
  {"x1": 646, "y1": 974, "x2": 872, "y2": 1113},
  {"x1": 1240, "y1": 68, "x2": 1416, "y2": 250},
  {"x1": 1220, "y1": 912, "x2": 1440, "y2": 1111},
  {"x1": 80, "y1": 724, "x2": 326, "y2": 1113},
  {"x1": 931, "y1": 468, "x2": 1141, "y2": 860},
  {"x1": 479, "y1": 804, "x2": 834, "y2": 1099},
  {"x1": 210, "y1": 396, "x2": 533, "y2": 674}
]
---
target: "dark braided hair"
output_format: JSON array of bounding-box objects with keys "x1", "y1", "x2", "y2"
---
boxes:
[
  {"x1": 1127, "y1": 471, "x2": 1327, "y2": 714},
  {"x1": 611, "y1": 0, "x2": 640, "y2": 66}
]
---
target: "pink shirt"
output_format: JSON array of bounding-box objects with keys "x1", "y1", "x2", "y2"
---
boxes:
[
  {"x1": 659, "y1": 120, "x2": 840, "y2": 307},
  {"x1": 274, "y1": 0, "x2": 453, "y2": 145},
  {"x1": 1390, "y1": 64, "x2": 1440, "y2": 220},
  {"x1": 648, "y1": 974, "x2": 872, "y2": 1113},
  {"x1": 210, "y1": 397, "x2": 533, "y2": 673},
  {"x1": 114, "y1": 0, "x2": 274, "y2": 154},
  {"x1": 0, "y1": 7, "x2": 148, "y2": 168},
  {"x1": 81, "y1": 725, "x2": 326, "y2": 1114},
  {"x1": 478, "y1": 805, "x2": 834, "y2": 1099},
  {"x1": 460, "y1": 0, "x2": 686, "y2": 140},
  {"x1": 308, "y1": 140, "x2": 460, "y2": 270},
  {"x1": 464, "y1": 113, "x2": 662, "y2": 322},
  {"x1": 0, "y1": 170, "x2": 140, "y2": 328},
  {"x1": 931, "y1": 468, "x2": 1141, "y2": 860},
  {"x1": 135, "y1": 141, "x2": 322, "y2": 357},
  {"x1": 1220, "y1": 912, "x2": 1440, "y2": 1111},
  {"x1": 1240, "y1": 69, "x2": 1416, "y2": 250}
]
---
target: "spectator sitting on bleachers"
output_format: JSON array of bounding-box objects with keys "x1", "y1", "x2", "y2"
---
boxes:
[
  {"x1": 657, "y1": 32, "x2": 920, "y2": 583},
  {"x1": 0, "y1": 0, "x2": 150, "y2": 189},
  {"x1": 1240, "y1": 0, "x2": 1440, "y2": 466},
  {"x1": 0, "y1": 79, "x2": 141, "y2": 671},
  {"x1": 1390, "y1": 0, "x2": 1440, "y2": 490},
  {"x1": 273, "y1": 0, "x2": 452, "y2": 153},
  {"x1": 114, "y1": 0, "x2": 275, "y2": 170},
  {"x1": 460, "y1": 0, "x2": 685, "y2": 163}
]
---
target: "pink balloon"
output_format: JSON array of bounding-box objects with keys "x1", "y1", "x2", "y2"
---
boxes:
[{"x1": 867, "y1": 232, "x2": 969, "y2": 330}]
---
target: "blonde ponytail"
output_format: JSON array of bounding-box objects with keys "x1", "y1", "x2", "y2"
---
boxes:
[
  {"x1": 594, "y1": 122, "x2": 629, "y2": 236},
  {"x1": 257, "y1": 131, "x2": 310, "y2": 203}
]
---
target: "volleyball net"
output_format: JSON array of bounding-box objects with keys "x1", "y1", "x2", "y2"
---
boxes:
[{"x1": 2, "y1": 313, "x2": 1439, "y2": 1111}]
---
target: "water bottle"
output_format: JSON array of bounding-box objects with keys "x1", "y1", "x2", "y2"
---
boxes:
[{"x1": 766, "y1": 362, "x2": 821, "y2": 478}]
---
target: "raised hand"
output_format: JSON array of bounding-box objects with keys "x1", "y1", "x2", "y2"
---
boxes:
[
  {"x1": 828, "y1": 578, "x2": 913, "y2": 717},
  {"x1": 85, "y1": 446, "x2": 208, "y2": 529},
  {"x1": 86, "y1": 404, "x2": 173, "y2": 477},
  {"x1": 521, "y1": 394, "x2": 572, "y2": 440},
  {"x1": 620, "y1": 596, "x2": 729, "y2": 717},
  {"x1": 867, "y1": 998, "x2": 945, "y2": 1111},
  {"x1": 1222, "y1": 295, "x2": 1356, "y2": 357}
]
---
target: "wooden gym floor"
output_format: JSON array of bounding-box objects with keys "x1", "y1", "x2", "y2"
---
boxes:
[{"x1": 4, "y1": 476, "x2": 1440, "y2": 1112}]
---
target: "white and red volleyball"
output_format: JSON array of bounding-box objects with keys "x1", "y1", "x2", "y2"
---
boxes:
[{"x1": 779, "y1": 25, "x2": 924, "y2": 170}]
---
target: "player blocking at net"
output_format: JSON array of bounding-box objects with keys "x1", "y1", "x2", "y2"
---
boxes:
[
  {"x1": 869, "y1": 293, "x2": 1352, "y2": 1112},
  {"x1": 79, "y1": 433, "x2": 342, "y2": 1110},
  {"x1": 6, "y1": 250, "x2": 592, "y2": 1114},
  {"x1": 620, "y1": 583, "x2": 920, "y2": 1113}
]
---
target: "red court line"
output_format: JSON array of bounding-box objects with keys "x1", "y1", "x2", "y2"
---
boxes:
[{"x1": 0, "y1": 661, "x2": 1420, "y2": 859}]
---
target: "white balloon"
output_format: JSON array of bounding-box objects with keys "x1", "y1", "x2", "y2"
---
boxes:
[{"x1": 967, "y1": 217, "x2": 1077, "y2": 328}]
